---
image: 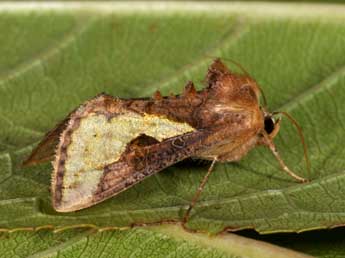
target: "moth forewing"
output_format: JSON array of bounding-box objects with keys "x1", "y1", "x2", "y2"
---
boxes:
[
  {"x1": 52, "y1": 99, "x2": 197, "y2": 212},
  {"x1": 22, "y1": 116, "x2": 71, "y2": 167}
]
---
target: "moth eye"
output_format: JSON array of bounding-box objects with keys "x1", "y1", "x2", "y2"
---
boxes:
[{"x1": 264, "y1": 117, "x2": 275, "y2": 134}]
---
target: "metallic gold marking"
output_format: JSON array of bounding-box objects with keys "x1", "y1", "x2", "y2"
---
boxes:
[{"x1": 58, "y1": 111, "x2": 195, "y2": 211}]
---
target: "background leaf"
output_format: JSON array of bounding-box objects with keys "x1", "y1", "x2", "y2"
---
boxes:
[
  {"x1": 0, "y1": 225, "x2": 312, "y2": 258},
  {"x1": 1, "y1": 2, "x2": 345, "y2": 257}
]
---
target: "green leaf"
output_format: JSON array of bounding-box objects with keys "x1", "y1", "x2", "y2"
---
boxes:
[
  {"x1": 0, "y1": 225, "x2": 312, "y2": 258},
  {"x1": 1, "y1": 0, "x2": 345, "y2": 248}
]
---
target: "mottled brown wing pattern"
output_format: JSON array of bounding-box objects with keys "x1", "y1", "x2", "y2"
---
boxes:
[
  {"x1": 51, "y1": 94, "x2": 211, "y2": 212},
  {"x1": 92, "y1": 130, "x2": 210, "y2": 209}
]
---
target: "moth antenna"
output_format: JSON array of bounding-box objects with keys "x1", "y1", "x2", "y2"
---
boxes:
[
  {"x1": 258, "y1": 86, "x2": 268, "y2": 108},
  {"x1": 221, "y1": 57, "x2": 250, "y2": 77},
  {"x1": 220, "y1": 58, "x2": 268, "y2": 108},
  {"x1": 273, "y1": 111, "x2": 311, "y2": 179},
  {"x1": 205, "y1": 55, "x2": 250, "y2": 76},
  {"x1": 220, "y1": 58, "x2": 268, "y2": 107},
  {"x1": 206, "y1": 55, "x2": 268, "y2": 107},
  {"x1": 183, "y1": 81, "x2": 197, "y2": 97}
]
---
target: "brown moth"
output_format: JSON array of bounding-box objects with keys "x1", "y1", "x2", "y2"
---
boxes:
[{"x1": 24, "y1": 59, "x2": 309, "y2": 226}]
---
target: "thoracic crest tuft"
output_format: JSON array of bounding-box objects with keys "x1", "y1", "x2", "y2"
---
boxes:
[
  {"x1": 183, "y1": 81, "x2": 196, "y2": 97},
  {"x1": 153, "y1": 90, "x2": 163, "y2": 100},
  {"x1": 206, "y1": 58, "x2": 230, "y2": 87}
]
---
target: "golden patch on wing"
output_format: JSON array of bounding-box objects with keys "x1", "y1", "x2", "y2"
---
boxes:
[{"x1": 55, "y1": 111, "x2": 195, "y2": 211}]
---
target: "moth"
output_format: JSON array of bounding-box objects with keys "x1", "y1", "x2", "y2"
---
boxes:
[{"x1": 24, "y1": 59, "x2": 310, "y2": 226}]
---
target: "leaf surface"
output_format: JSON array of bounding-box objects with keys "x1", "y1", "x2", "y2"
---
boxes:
[
  {"x1": 0, "y1": 225, "x2": 312, "y2": 258},
  {"x1": 1, "y1": 2, "x2": 345, "y2": 238}
]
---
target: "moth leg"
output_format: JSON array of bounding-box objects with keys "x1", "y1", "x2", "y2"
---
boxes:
[
  {"x1": 262, "y1": 133, "x2": 308, "y2": 183},
  {"x1": 182, "y1": 157, "x2": 218, "y2": 230}
]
